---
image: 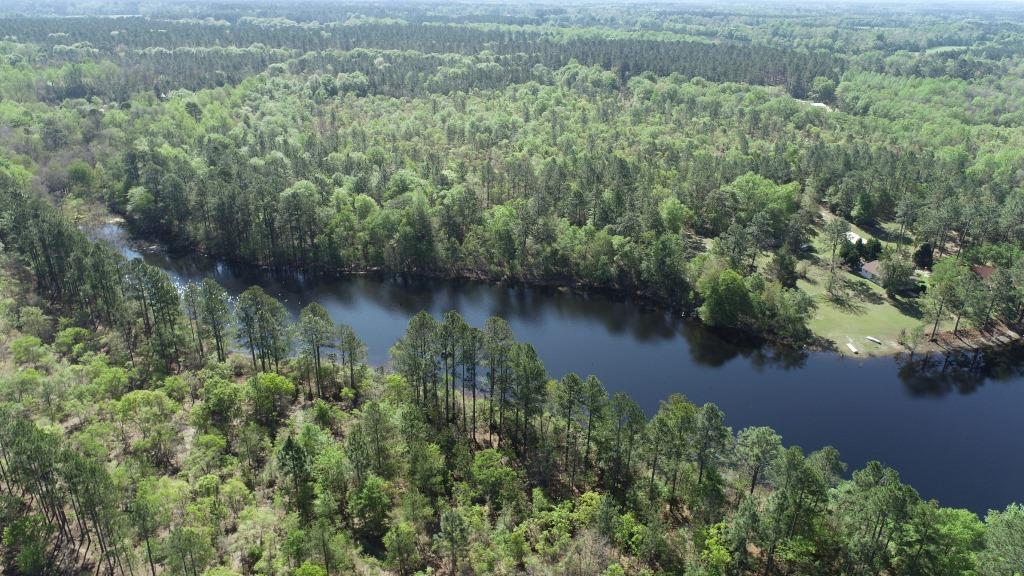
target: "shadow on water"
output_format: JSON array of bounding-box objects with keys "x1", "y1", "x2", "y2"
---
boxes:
[
  {"x1": 681, "y1": 322, "x2": 810, "y2": 370},
  {"x1": 896, "y1": 346, "x2": 1024, "y2": 397},
  {"x1": 94, "y1": 223, "x2": 1024, "y2": 513}
]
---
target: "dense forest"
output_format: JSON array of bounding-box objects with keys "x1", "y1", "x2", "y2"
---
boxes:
[
  {"x1": 2, "y1": 2, "x2": 1024, "y2": 350},
  {"x1": 2, "y1": 154, "x2": 1023, "y2": 575},
  {"x1": 1, "y1": 1, "x2": 1024, "y2": 574}
]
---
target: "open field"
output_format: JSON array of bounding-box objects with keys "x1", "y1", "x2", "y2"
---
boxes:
[
  {"x1": 800, "y1": 213, "x2": 940, "y2": 356},
  {"x1": 799, "y1": 268, "x2": 928, "y2": 356}
]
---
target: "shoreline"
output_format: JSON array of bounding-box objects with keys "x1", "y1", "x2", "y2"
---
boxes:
[{"x1": 98, "y1": 215, "x2": 1021, "y2": 361}]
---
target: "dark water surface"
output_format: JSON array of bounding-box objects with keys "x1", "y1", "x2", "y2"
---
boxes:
[{"x1": 99, "y1": 225, "x2": 1024, "y2": 514}]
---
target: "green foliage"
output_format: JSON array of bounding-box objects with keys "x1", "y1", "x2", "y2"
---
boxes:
[
  {"x1": 16, "y1": 306, "x2": 53, "y2": 340},
  {"x1": 809, "y1": 76, "x2": 836, "y2": 103},
  {"x1": 115, "y1": 389, "x2": 179, "y2": 465},
  {"x1": 247, "y1": 372, "x2": 295, "y2": 429},
  {"x1": 196, "y1": 375, "x2": 242, "y2": 432},
  {"x1": 0, "y1": 4, "x2": 1020, "y2": 575},
  {"x1": 979, "y1": 503, "x2": 1024, "y2": 576},
  {"x1": 2, "y1": 514, "x2": 53, "y2": 574},
  {"x1": 349, "y1": 474, "x2": 391, "y2": 541},
  {"x1": 471, "y1": 449, "x2": 519, "y2": 507},
  {"x1": 53, "y1": 326, "x2": 93, "y2": 358},
  {"x1": 237, "y1": 286, "x2": 289, "y2": 373},
  {"x1": 878, "y1": 248, "x2": 916, "y2": 296},
  {"x1": 737, "y1": 426, "x2": 783, "y2": 494},
  {"x1": 699, "y1": 523, "x2": 732, "y2": 576},
  {"x1": 0, "y1": 294, "x2": 1010, "y2": 576},
  {"x1": 292, "y1": 562, "x2": 327, "y2": 576},
  {"x1": 384, "y1": 521, "x2": 421, "y2": 576},
  {"x1": 698, "y1": 269, "x2": 753, "y2": 329},
  {"x1": 10, "y1": 335, "x2": 47, "y2": 366},
  {"x1": 297, "y1": 302, "x2": 334, "y2": 398},
  {"x1": 163, "y1": 525, "x2": 215, "y2": 576}
]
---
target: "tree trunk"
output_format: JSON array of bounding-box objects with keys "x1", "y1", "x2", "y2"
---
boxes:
[
  {"x1": 321, "y1": 531, "x2": 331, "y2": 575},
  {"x1": 443, "y1": 356, "x2": 450, "y2": 424},
  {"x1": 583, "y1": 414, "x2": 594, "y2": 474},
  {"x1": 144, "y1": 536, "x2": 156, "y2": 576},
  {"x1": 649, "y1": 449, "x2": 659, "y2": 501},
  {"x1": 930, "y1": 300, "x2": 945, "y2": 340}
]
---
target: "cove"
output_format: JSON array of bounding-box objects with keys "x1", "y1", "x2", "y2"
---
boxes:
[{"x1": 97, "y1": 224, "x2": 1024, "y2": 515}]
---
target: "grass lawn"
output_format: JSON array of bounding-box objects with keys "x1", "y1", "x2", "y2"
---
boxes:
[
  {"x1": 799, "y1": 269, "x2": 927, "y2": 355},
  {"x1": 799, "y1": 214, "x2": 944, "y2": 356}
]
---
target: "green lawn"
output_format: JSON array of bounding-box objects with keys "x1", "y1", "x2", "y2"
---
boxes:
[
  {"x1": 799, "y1": 270, "x2": 927, "y2": 355},
  {"x1": 799, "y1": 214, "x2": 941, "y2": 356}
]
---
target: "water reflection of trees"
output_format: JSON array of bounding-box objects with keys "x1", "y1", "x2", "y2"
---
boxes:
[
  {"x1": 896, "y1": 347, "x2": 1024, "y2": 396},
  {"x1": 100, "y1": 223, "x2": 742, "y2": 349},
  {"x1": 118, "y1": 226, "x2": 1014, "y2": 388},
  {"x1": 152, "y1": 252, "x2": 1024, "y2": 398},
  {"x1": 312, "y1": 275, "x2": 688, "y2": 343},
  {"x1": 144, "y1": 252, "x2": 693, "y2": 344},
  {"x1": 684, "y1": 323, "x2": 809, "y2": 370}
]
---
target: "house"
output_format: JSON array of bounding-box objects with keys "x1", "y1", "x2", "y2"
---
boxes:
[{"x1": 860, "y1": 259, "x2": 881, "y2": 281}]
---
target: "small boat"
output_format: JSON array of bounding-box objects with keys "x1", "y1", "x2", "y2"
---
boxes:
[
  {"x1": 865, "y1": 336, "x2": 882, "y2": 345},
  {"x1": 846, "y1": 343, "x2": 859, "y2": 354}
]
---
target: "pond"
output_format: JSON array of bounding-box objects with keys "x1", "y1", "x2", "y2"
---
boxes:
[{"x1": 97, "y1": 224, "x2": 1024, "y2": 514}]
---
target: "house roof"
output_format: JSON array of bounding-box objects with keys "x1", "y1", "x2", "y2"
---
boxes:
[
  {"x1": 862, "y1": 260, "x2": 881, "y2": 276},
  {"x1": 972, "y1": 264, "x2": 996, "y2": 280}
]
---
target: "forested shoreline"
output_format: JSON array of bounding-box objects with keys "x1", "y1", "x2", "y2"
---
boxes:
[
  {"x1": 4, "y1": 3, "x2": 1024, "y2": 353},
  {"x1": 3, "y1": 1, "x2": 1024, "y2": 574},
  {"x1": 1, "y1": 157, "x2": 1023, "y2": 575}
]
